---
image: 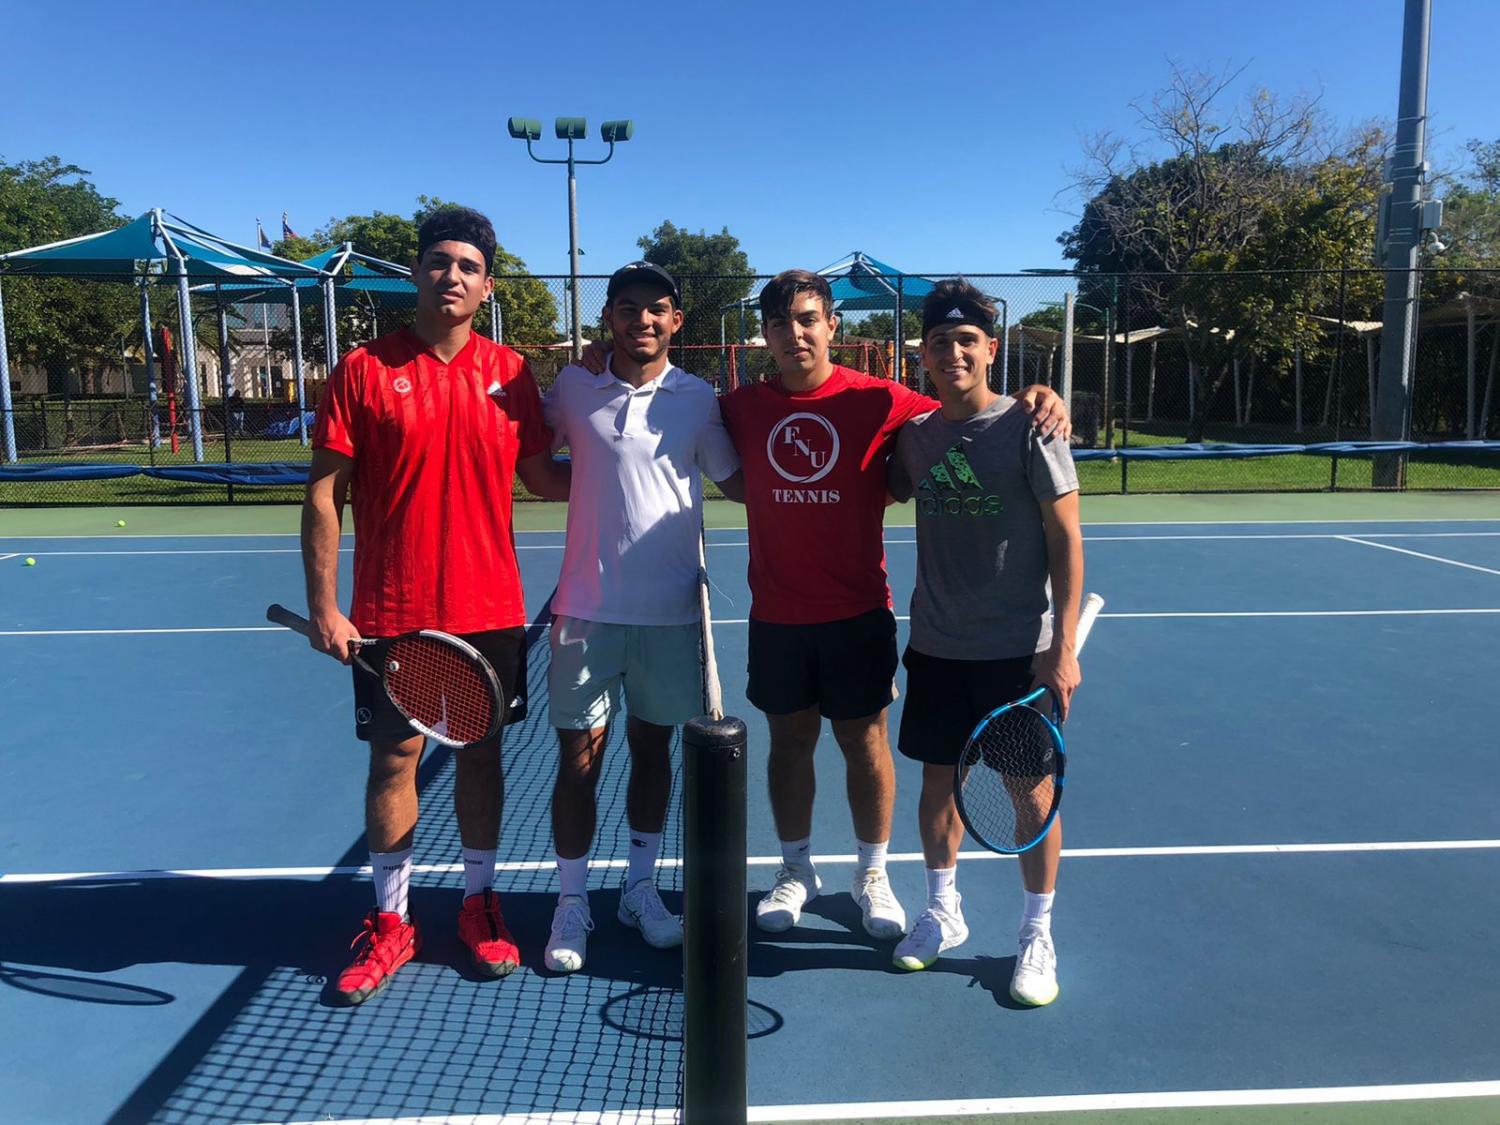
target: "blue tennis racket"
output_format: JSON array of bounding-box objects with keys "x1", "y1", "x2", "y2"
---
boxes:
[{"x1": 953, "y1": 593, "x2": 1103, "y2": 855}]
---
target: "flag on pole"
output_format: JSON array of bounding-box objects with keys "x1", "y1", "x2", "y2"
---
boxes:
[
  {"x1": 282, "y1": 212, "x2": 300, "y2": 241},
  {"x1": 257, "y1": 219, "x2": 272, "y2": 251}
]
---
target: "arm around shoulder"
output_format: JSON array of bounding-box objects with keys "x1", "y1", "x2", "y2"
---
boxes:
[{"x1": 516, "y1": 450, "x2": 572, "y2": 501}]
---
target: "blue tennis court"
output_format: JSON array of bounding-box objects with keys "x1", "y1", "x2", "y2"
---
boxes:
[{"x1": 3, "y1": 497, "x2": 1499, "y2": 1124}]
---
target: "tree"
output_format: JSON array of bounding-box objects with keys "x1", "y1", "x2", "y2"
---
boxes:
[
  {"x1": 635, "y1": 221, "x2": 756, "y2": 349},
  {"x1": 843, "y1": 309, "x2": 921, "y2": 341},
  {"x1": 1060, "y1": 66, "x2": 1383, "y2": 439},
  {"x1": 1428, "y1": 138, "x2": 1500, "y2": 283},
  {"x1": 0, "y1": 156, "x2": 138, "y2": 403}
]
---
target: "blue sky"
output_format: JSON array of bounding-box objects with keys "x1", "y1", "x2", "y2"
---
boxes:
[{"x1": 2, "y1": 0, "x2": 1495, "y2": 277}]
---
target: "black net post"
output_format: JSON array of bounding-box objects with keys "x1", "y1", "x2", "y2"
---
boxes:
[{"x1": 682, "y1": 714, "x2": 748, "y2": 1125}]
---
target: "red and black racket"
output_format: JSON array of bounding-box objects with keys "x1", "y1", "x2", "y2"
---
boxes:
[{"x1": 267, "y1": 604, "x2": 503, "y2": 749}]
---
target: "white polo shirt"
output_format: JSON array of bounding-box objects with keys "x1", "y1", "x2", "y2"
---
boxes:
[{"x1": 544, "y1": 359, "x2": 741, "y2": 625}]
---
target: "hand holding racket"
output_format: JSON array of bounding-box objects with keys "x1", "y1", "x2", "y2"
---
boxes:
[
  {"x1": 954, "y1": 592, "x2": 1104, "y2": 856},
  {"x1": 267, "y1": 604, "x2": 504, "y2": 749}
]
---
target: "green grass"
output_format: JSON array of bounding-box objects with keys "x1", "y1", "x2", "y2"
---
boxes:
[{"x1": 4, "y1": 427, "x2": 1496, "y2": 506}]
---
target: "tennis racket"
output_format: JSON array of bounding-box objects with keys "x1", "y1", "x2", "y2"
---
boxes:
[
  {"x1": 267, "y1": 604, "x2": 504, "y2": 749},
  {"x1": 697, "y1": 523, "x2": 724, "y2": 721},
  {"x1": 953, "y1": 592, "x2": 1104, "y2": 856}
]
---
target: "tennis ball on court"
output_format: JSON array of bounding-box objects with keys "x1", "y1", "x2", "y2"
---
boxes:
[
  {"x1": 24, "y1": 557, "x2": 36, "y2": 566},
  {"x1": 116, "y1": 519, "x2": 126, "y2": 527}
]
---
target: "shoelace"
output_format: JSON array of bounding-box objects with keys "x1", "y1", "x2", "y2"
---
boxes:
[
  {"x1": 908, "y1": 910, "x2": 945, "y2": 948},
  {"x1": 348, "y1": 914, "x2": 394, "y2": 962},
  {"x1": 552, "y1": 901, "x2": 595, "y2": 941},
  {"x1": 857, "y1": 870, "x2": 898, "y2": 912},
  {"x1": 764, "y1": 866, "x2": 812, "y2": 906},
  {"x1": 628, "y1": 884, "x2": 672, "y2": 922},
  {"x1": 1018, "y1": 930, "x2": 1055, "y2": 972}
]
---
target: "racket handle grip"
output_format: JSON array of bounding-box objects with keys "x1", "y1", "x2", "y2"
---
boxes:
[
  {"x1": 1074, "y1": 592, "x2": 1105, "y2": 654},
  {"x1": 266, "y1": 603, "x2": 312, "y2": 636}
]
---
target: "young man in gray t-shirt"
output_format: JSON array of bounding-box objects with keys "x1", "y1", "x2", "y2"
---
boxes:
[{"x1": 887, "y1": 279, "x2": 1084, "y2": 1006}]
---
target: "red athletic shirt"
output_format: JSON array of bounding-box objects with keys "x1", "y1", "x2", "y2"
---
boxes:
[
  {"x1": 311, "y1": 328, "x2": 550, "y2": 636},
  {"x1": 721, "y1": 366, "x2": 936, "y2": 624}
]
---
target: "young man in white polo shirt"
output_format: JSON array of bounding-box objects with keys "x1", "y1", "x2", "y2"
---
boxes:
[{"x1": 541, "y1": 262, "x2": 744, "y2": 972}]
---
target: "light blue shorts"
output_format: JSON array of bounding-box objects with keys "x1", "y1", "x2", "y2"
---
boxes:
[{"x1": 547, "y1": 615, "x2": 703, "y2": 730}]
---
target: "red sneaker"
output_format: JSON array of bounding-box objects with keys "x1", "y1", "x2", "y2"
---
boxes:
[
  {"x1": 335, "y1": 910, "x2": 421, "y2": 1005},
  {"x1": 458, "y1": 889, "x2": 520, "y2": 977}
]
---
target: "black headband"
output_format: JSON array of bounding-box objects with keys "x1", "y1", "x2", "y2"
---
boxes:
[{"x1": 922, "y1": 296, "x2": 996, "y2": 339}]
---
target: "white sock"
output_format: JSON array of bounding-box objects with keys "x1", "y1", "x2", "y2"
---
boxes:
[
  {"x1": 557, "y1": 854, "x2": 589, "y2": 900},
  {"x1": 856, "y1": 838, "x2": 889, "y2": 872},
  {"x1": 780, "y1": 837, "x2": 814, "y2": 873},
  {"x1": 370, "y1": 847, "x2": 413, "y2": 919},
  {"x1": 626, "y1": 830, "x2": 663, "y2": 887},
  {"x1": 462, "y1": 847, "x2": 497, "y2": 899},
  {"x1": 1021, "y1": 890, "x2": 1055, "y2": 933},
  {"x1": 926, "y1": 866, "x2": 959, "y2": 914}
]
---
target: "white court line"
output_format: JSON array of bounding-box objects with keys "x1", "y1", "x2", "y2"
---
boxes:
[
  {"x1": 1339, "y1": 535, "x2": 1500, "y2": 577},
  {"x1": 7, "y1": 839, "x2": 1499, "y2": 884},
  {"x1": 243, "y1": 1080, "x2": 1500, "y2": 1125},
  {"x1": 746, "y1": 1082, "x2": 1500, "y2": 1122},
  {"x1": 0, "y1": 553, "x2": 18, "y2": 562},
  {"x1": 6, "y1": 608, "x2": 1500, "y2": 637},
  {"x1": 1084, "y1": 531, "x2": 1500, "y2": 541},
  {"x1": 15, "y1": 531, "x2": 1500, "y2": 557},
  {"x1": 4, "y1": 515, "x2": 1498, "y2": 542}
]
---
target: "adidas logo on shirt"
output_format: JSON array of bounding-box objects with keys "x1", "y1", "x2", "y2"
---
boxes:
[{"x1": 916, "y1": 442, "x2": 1001, "y2": 517}]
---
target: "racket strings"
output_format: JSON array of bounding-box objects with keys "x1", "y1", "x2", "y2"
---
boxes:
[
  {"x1": 383, "y1": 636, "x2": 498, "y2": 746},
  {"x1": 959, "y1": 706, "x2": 1060, "y2": 851}
]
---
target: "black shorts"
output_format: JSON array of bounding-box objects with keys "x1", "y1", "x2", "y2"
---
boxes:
[
  {"x1": 746, "y1": 608, "x2": 898, "y2": 721},
  {"x1": 353, "y1": 627, "x2": 528, "y2": 743},
  {"x1": 898, "y1": 646, "x2": 1036, "y2": 766}
]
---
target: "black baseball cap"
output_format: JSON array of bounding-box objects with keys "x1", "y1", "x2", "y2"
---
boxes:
[{"x1": 606, "y1": 261, "x2": 680, "y2": 305}]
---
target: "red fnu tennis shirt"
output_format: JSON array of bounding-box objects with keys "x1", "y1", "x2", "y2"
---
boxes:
[
  {"x1": 312, "y1": 328, "x2": 550, "y2": 636},
  {"x1": 721, "y1": 366, "x2": 936, "y2": 625}
]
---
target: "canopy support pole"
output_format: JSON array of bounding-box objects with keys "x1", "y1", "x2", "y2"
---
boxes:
[
  {"x1": 291, "y1": 288, "x2": 309, "y2": 446},
  {"x1": 174, "y1": 260, "x2": 205, "y2": 461},
  {"x1": 0, "y1": 280, "x2": 15, "y2": 463},
  {"x1": 322, "y1": 276, "x2": 338, "y2": 378}
]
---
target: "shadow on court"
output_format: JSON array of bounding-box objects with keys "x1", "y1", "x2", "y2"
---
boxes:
[{"x1": 1, "y1": 625, "x2": 705, "y2": 1125}]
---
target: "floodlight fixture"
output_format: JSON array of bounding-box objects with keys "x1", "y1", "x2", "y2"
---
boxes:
[
  {"x1": 507, "y1": 117, "x2": 542, "y2": 141},
  {"x1": 508, "y1": 113, "x2": 635, "y2": 359}
]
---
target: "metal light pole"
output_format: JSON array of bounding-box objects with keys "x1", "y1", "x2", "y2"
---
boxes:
[
  {"x1": 509, "y1": 116, "x2": 633, "y2": 360},
  {"x1": 1373, "y1": 0, "x2": 1438, "y2": 486}
]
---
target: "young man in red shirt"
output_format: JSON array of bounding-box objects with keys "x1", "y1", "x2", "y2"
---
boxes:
[
  {"x1": 719, "y1": 270, "x2": 1069, "y2": 949},
  {"x1": 303, "y1": 207, "x2": 569, "y2": 1005}
]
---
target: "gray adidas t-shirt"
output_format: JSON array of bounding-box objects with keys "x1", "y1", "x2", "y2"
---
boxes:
[{"x1": 888, "y1": 397, "x2": 1079, "y2": 660}]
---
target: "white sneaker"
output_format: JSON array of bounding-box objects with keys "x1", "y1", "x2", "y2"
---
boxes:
[
  {"x1": 892, "y1": 898, "x2": 969, "y2": 971},
  {"x1": 544, "y1": 894, "x2": 594, "y2": 973},
  {"x1": 617, "y1": 879, "x2": 683, "y2": 949},
  {"x1": 755, "y1": 865, "x2": 821, "y2": 932},
  {"x1": 851, "y1": 866, "x2": 906, "y2": 939},
  {"x1": 1009, "y1": 926, "x2": 1059, "y2": 1006}
]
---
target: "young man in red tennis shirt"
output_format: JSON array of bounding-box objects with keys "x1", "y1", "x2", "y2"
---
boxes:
[
  {"x1": 719, "y1": 270, "x2": 1069, "y2": 949},
  {"x1": 303, "y1": 207, "x2": 569, "y2": 1005}
]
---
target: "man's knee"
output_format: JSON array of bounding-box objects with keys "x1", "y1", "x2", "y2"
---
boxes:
[
  {"x1": 830, "y1": 711, "x2": 890, "y2": 759},
  {"x1": 556, "y1": 728, "x2": 607, "y2": 786},
  {"x1": 369, "y1": 736, "x2": 424, "y2": 778}
]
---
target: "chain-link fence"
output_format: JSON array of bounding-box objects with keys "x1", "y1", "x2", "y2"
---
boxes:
[{"x1": 3, "y1": 269, "x2": 1497, "y2": 504}]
